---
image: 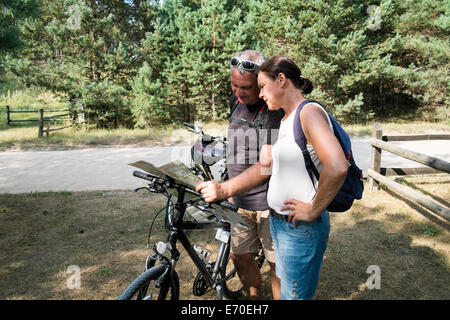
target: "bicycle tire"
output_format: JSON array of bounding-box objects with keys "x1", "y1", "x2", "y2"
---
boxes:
[
  {"x1": 118, "y1": 265, "x2": 180, "y2": 300},
  {"x1": 221, "y1": 246, "x2": 265, "y2": 299}
]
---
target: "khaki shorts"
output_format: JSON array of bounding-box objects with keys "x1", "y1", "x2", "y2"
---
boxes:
[{"x1": 230, "y1": 208, "x2": 275, "y2": 263}]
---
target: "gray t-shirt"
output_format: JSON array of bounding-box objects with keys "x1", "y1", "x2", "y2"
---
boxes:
[{"x1": 227, "y1": 97, "x2": 284, "y2": 211}]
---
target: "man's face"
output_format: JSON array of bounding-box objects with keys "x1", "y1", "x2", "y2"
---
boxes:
[{"x1": 230, "y1": 68, "x2": 261, "y2": 105}]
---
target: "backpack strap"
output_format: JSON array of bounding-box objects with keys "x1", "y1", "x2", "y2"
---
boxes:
[
  {"x1": 228, "y1": 96, "x2": 268, "y2": 129},
  {"x1": 228, "y1": 97, "x2": 268, "y2": 162},
  {"x1": 227, "y1": 94, "x2": 250, "y2": 126},
  {"x1": 250, "y1": 102, "x2": 268, "y2": 129},
  {"x1": 293, "y1": 99, "x2": 323, "y2": 188},
  {"x1": 228, "y1": 94, "x2": 239, "y2": 119}
]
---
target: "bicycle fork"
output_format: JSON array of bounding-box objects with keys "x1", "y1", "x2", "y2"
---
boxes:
[{"x1": 215, "y1": 241, "x2": 231, "y2": 300}]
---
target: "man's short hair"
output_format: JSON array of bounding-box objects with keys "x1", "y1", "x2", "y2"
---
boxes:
[{"x1": 231, "y1": 50, "x2": 266, "y2": 75}]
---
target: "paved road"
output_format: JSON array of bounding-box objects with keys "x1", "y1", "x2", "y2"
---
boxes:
[{"x1": 0, "y1": 138, "x2": 449, "y2": 194}]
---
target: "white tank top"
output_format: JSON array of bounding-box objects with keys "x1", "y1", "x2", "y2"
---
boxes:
[{"x1": 267, "y1": 103, "x2": 333, "y2": 215}]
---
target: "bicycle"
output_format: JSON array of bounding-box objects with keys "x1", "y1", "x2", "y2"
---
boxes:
[
  {"x1": 118, "y1": 123, "x2": 264, "y2": 300},
  {"x1": 118, "y1": 170, "x2": 262, "y2": 300}
]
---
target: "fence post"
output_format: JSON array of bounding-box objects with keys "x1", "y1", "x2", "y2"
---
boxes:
[
  {"x1": 369, "y1": 122, "x2": 383, "y2": 191},
  {"x1": 6, "y1": 105, "x2": 10, "y2": 125},
  {"x1": 38, "y1": 109, "x2": 44, "y2": 138}
]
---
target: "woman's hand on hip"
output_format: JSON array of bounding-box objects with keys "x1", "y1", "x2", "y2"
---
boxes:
[{"x1": 281, "y1": 199, "x2": 318, "y2": 226}]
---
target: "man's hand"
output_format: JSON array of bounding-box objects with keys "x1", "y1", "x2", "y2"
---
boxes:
[
  {"x1": 194, "y1": 151, "x2": 272, "y2": 204},
  {"x1": 196, "y1": 180, "x2": 229, "y2": 203},
  {"x1": 281, "y1": 199, "x2": 319, "y2": 226}
]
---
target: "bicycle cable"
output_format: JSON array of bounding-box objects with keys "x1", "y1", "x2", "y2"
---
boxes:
[{"x1": 146, "y1": 205, "x2": 169, "y2": 253}]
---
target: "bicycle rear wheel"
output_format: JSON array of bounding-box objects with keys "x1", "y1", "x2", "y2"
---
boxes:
[{"x1": 118, "y1": 265, "x2": 180, "y2": 300}]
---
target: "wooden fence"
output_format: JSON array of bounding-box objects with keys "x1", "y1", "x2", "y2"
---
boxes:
[
  {"x1": 6, "y1": 105, "x2": 73, "y2": 137},
  {"x1": 368, "y1": 123, "x2": 450, "y2": 221}
]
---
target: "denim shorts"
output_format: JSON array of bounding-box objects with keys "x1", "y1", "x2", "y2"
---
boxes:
[{"x1": 269, "y1": 210, "x2": 330, "y2": 300}]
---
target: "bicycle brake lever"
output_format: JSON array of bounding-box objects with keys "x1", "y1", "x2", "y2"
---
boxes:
[
  {"x1": 135, "y1": 187, "x2": 150, "y2": 192},
  {"x1": 135, "y1": 186, "x2": 163, "y2": 194}
]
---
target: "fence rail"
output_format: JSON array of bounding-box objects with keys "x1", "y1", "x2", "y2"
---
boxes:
[
  {"x1": 370, "y1": 138, "x2": 450, "y2": 174},
  {"x1": 368, "y1": 123, "x2": 450, "y2": 222},
  {"x1": 382, "y1": 134, "x2": 450, "y2": 142},
  {"x1": 6, "y1": 105, "x2": 73, "y2": 137}
]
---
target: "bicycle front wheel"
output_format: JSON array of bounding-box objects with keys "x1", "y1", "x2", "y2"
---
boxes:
[{"x1": 118, "y1": 265, "x2": 180, "y2": 300}]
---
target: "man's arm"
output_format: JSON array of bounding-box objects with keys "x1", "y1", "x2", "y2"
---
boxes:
[{"x1": 196, "y1": 144, "x2": 273, "y2": 202}]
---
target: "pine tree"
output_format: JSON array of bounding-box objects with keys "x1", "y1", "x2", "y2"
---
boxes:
[
  {"x1": 0, "y1": 0, "x2": 40, "y2": 51},
  {"x1": 0, "y1": 0, "x2": 40, "y2": 72},
  {"x1": 252, "y1": 0, "x2": 449, "y2": 122},
  {"x1": 130, "y1": 61, "x2": 168, "y2": 127},
  {"x1": 3, "y1": 0, "x2": 447, "y2": 126},
  {"x1": 155, "y1": 0, "x2": 261, "y2": 123},
  {"x1": 5, "y1": 0, "x2": 157, "y2": 127}
]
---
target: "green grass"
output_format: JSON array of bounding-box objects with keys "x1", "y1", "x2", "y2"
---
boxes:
[{"x1": 0, "y1": 73, "x2": 70, "y2": 131}]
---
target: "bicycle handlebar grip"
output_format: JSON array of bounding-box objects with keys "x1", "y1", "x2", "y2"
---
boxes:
[
  {"x1": 133, "y1": 170, "x2": 156, "y2": 182},
  {"x1": 183, "y1": 122, "x2": 195, "y2": 130},
  {"x1": 217, "y1": 200, "x2": 239, "y2": 212}
]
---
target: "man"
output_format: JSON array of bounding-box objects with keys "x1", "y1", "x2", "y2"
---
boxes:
[{"x1": 197, "y1": 50, "x2": 283, "y2": 299}]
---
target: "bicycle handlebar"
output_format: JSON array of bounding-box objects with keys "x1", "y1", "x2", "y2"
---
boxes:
[
  {"x1": 183, "y1": 122, "x2": 195, "y2": 130},
  {"x1": 133, "y1": 170, "x2": 161, "y2": 182},
  {"x1": 132, "y1": 170, "x2": 238, "y2": 212}
]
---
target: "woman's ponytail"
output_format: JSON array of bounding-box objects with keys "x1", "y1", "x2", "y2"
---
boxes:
[{"x1": 300, "y1": 77, "x2": 313, "y2": 95}]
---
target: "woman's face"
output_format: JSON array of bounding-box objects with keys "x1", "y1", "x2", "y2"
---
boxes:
[{"x1": 257, "y1": 72, "x2": 283, "y2": 110}]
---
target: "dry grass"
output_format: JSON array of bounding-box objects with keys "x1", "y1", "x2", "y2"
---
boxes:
[
  {"x1": 0, "y1": 176, "x2": 448, "y2": 300},
  {"x1": 342, "y1": 121, "x2": 450, "y2": 138},
  {"x1": 1, "y1": 118, "x2": 448, "y2": 152},
  {"x1": 315, "y1": 174, "x2": 449, "y2": 300},
  {"x1": 0, "y1": 121, "x2": 230, "y2": 152},
  {"x1": 0, "y1": 126, "x2": 180, "y2": 152}
]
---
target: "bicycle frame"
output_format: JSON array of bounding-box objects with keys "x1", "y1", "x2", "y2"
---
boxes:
[{"x1": 155, "y1": 186, "x2": 233, "y2": 299}]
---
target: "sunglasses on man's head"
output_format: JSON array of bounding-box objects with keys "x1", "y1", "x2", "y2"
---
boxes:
[{"x1": 230, "y1": 58, "x2": 258, "y2": 71}]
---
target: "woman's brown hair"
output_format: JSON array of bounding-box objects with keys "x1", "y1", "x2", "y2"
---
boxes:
[{"x1": 258, "y1": 56, "x2": 313, "y2": 94}]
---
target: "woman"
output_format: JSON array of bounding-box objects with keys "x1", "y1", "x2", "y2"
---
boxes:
[{"x1": 257, "y1": 56, "x2": 348, "y2": 300}]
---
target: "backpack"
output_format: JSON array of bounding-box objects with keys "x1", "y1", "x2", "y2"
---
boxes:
[{"x1": 293, "y1": 99, "x2": 364, "y2": 212}]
